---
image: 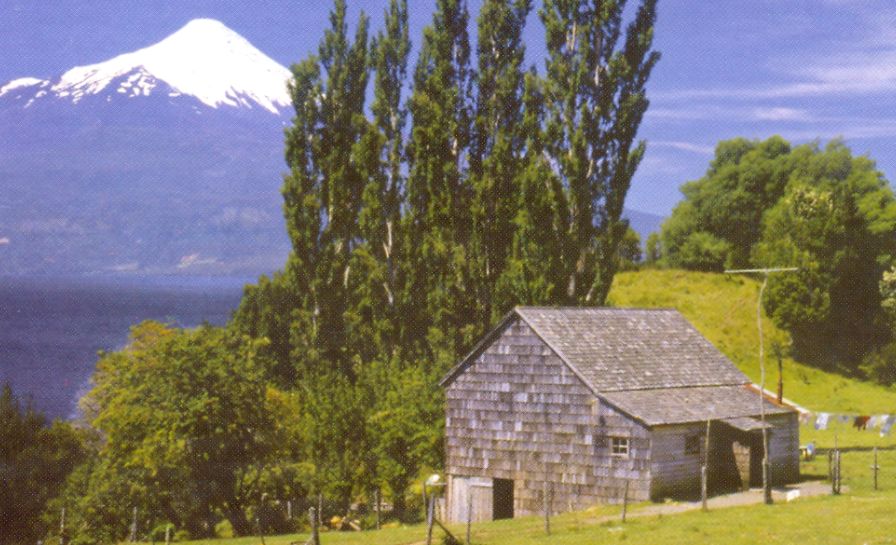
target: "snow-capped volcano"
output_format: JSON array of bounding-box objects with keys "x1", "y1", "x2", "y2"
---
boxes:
[{"x1": 0, "y1": 19, "x2": 292, "y2": 114}]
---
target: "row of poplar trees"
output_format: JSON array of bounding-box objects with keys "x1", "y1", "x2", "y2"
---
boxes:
[{"x1": 232, "y1": 0, "x2": 659, "y2": 519}]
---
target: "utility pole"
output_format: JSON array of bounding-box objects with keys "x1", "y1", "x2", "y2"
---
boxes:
[
  {"x1": 725, "y1": 267, "x2": 798, "y2": 505},
  {"x1": 772, "y1": 341, "x2": 784, "y2": 404}
]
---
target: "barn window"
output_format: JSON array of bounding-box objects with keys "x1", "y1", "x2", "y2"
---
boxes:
[
  {"x1": 610, "y1": 437, "x2": 630, "y2": 457},
  {"x1": 685, "y1": 434, "x2": 701, "y2": 455}
]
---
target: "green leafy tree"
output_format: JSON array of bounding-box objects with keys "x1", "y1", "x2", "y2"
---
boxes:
[
  {"x1": 881, "y1": 265, "x2": 896, "y2": 328},
  {"x1": 357, "y1": 358, "x2": 442, "y2": 521},
  {"x1": 616, "y1": 226, "x2": 642, "y2": 271},
  {"x1": 675, "y1": 231, "x2": 730, "y2": 272},
  {"x1": 540, "y1": 0, "x2": 660, "y2": 305},
  {"x1": 297, "y1": 371, "x2": 367, "y2": 511},
  {"x1": 755, "y1": 141, "x2": 896, "y2": 366},
  {"x1": 644, "y1": 231, "x2": 661, "y2": 264},
  {"x1": 0, "y1": 384, "x2": 85, "y2": 545},
  {"x1": 661, "y1": 136, "x2": 793, "y2": 269},
  {"x1": 66, "y1": 322, "x2": 284, "y2": 539}
]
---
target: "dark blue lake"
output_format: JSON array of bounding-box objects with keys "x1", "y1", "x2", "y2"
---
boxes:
[{"x1": 0, "y1": 275, "x2": 250, "y2": 419}]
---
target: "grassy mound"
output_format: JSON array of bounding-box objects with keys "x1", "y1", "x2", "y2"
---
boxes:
[{"x1": 607, "y1": 269, "x2": 896, "y2": 413}]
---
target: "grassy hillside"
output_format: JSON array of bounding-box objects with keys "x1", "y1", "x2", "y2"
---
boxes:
[{"x1": 607, "y1": 269, "x2": 896, "y2": 413}]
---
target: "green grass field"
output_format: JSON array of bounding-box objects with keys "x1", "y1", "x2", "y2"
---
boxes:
[{"x1": 171, "y1": 269, "x2": 896, "y2": 545}]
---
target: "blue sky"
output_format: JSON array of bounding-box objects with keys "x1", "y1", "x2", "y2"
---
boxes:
[{"x1": 2, "y1": 0, "x2": 894, "y2": 216}]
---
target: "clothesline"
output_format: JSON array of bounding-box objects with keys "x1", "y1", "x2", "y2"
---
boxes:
[{"x1": 800, "y1": 412, "x2": 896, "y2": 436}]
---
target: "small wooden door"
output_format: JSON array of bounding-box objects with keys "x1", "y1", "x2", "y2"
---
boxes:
[
  {"x1": 492, "y1": 478, "x2": 514, "y2": 519},
  {"x1": 447, "y1": 476, "x2": 493, "y2": 523}
]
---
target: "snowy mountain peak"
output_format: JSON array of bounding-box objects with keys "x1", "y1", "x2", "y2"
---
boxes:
[{"x1": 9, "y1": 19, "x2": 292, "y2": 114}]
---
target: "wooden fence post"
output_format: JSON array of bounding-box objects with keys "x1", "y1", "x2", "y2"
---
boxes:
[
  {"x1": 872, "y1": 447, "x2": 879, "y2": 491},
  {"x1": 164, "y1": 525, "x2": 171, "y2": 545},
  {"x1": 831, "y1": 449, "x2": 842, "y2": 495},
  {"x1": 828, "y1": 450, "x2": 833, "y2": 482},
  {"x1": 425, "y1": 494, "x2": 435, "y2": 545}
]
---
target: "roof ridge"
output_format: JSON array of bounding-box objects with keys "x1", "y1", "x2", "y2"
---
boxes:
[
  {"x1": 515, "y1": 305, "x2": 680, "y2": 312},
  {"x1": 599, "y1": 381, "x2": 751, "y2": 393}
]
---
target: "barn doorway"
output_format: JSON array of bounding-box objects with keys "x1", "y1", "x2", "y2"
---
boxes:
[
  {"x1": 709, "y1": 418, "x2": 767, "y2": 494},
  {"x1": 492, "y1": 478, "x2": 514, "y2": 519}
]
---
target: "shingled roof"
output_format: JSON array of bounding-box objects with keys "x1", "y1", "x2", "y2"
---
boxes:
[
  {"x1": 515, "y1": 307, "x2": 749, "y2": 391},
  {"x1": 442, "y1": 306, "x2": 793, "y2": 426},
  {"x1": 600, "y1": 385, "x2": 790, "y2": 426}
]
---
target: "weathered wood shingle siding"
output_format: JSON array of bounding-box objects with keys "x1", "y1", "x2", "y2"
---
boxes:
[
  {"x1": 445, "y1": 318, "x2": 651, "y2": 516},
  {"x1": 649, "y1": 423, "x2": 706, "y2": 499}
]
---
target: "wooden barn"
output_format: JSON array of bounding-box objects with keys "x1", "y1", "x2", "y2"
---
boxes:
[{"x1": 440, "y1": 307, "x2": 799, "y2": 522}]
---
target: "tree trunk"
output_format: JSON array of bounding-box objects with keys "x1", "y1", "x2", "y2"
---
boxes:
[{"x1": 392, "y1": 488, "x2": 407, "y2": 522}]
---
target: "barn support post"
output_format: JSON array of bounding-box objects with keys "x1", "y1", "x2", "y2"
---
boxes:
[
  {"x1": 701, "y1": 466, "x2": 708, "y2": 512},
  {"x1": 702, "y1": 419, "x2": 711, "y2": 511}
]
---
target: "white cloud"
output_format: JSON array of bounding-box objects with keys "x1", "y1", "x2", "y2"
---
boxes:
[
  {"x1": 650, "y1": 141, "x2": 715, "y2": 155},
  {"x1": 751, "y1": 107, "x2": 811, "y2": 121},
  {"x1": 0, "y1": 237, "x2": 9, "y2": 245},
  {"x1": 648, "y1": 105, "x2": 813, "y2": 123},
  {"x1": 177, "y1": 253, "x2": 218, "y2": 269},
  {"x1": 108, "y1": 262, "x2": 139, "y2": 272},
  {"x1": 656, "y1": 42, "x2": 896, "y2": 101}
]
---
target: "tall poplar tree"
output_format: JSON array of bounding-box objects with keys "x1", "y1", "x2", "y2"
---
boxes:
[
  {"x1": 470, "y1": 0, "x2": 532, "y2": 328},
  {"x1": 278, "y1": 0, "x2": 374, "y2": 511},
  {"x1": 496, "y1": 69, "x2": 567, "y2": 307},
  {"x1": 540, "y1": 0, "x2": 659, "y2": 305},
  {"x1": 403, "y1": 0, "x2": 475, "y2": 369},
  {"x1": 350, "y1": 0, "x2": 410, "y2": 363},
  {"x1": 280, "y1": 0, "x2": 371, "y2": 379}
]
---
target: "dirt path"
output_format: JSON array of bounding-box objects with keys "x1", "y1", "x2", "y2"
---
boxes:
[{"x1": 612, "y1": 480, "x2": 833, "y2": 520}]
